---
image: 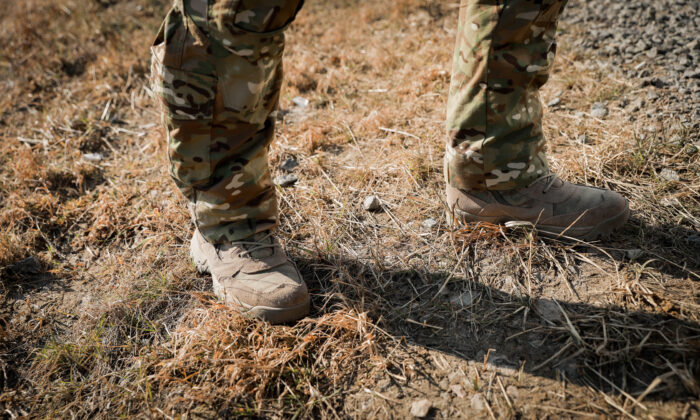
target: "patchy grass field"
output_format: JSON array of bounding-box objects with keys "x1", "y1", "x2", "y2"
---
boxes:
[{"x1": 1, "y1": 0, "x2": 699, "y2": 418}]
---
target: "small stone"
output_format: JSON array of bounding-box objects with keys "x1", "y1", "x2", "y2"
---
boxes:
[
  {"x1": 635, "y1": 39, "x2": 648, "y2": 52},
  {"x1": 410, "y1": 399, "x2": 432, "y2": 418},
  {"x1": 590, "y1": 102, "x2": 608, "y2": 118},
  {"x1": 274, "y1": 174, "x2": 298, "y2": 187},
  {"x1": 292, "y1": 96, "x2": 309, "y2": 108},
  {"x1": 547, "y1": 97, "x2": 561, "y2": 107},
  {"x1": 535, "y1": 299, "x2": 563, "y2": 323},
  {"x1": 83, "y1": 153, "x2": 103, "y2": 162},
  {"x1": 363, "y1": 195, "x2": 382, "y2": 211},
  {"x1": 626, "y1": 249, "x2": 643, "y2": 260},
  {"x1": 629, "y1": 97, "x2": 645, "y2": 112},
  {"x1": 422, "y1": 218, "x2": 438, "y2": 229},
  {"x1": 279, "y1": 158, "x2": 299, "y2": 172},
  {"x1": 576, "y1": 134, "x2": 590, "y2": 144},
  {"x1": 659, "y1": 168, "x2": 680, "y2": 182},
  {"x1": 451, "y1": 384, "x2": 466, "y2": 398},
  {"x1": 377, "y1": 378, "x2": 391, "y2": 391},
  {"x1": 450, "y1": 291, "x2": 475, "y2": 307},
  {"x1": 506, "y1": 385, "x2": 520, "y2": 400},
  {"x1": 470, "y1": 393, "x2": 486, "y2": 411},
  {"x1": 646, "y1": 91, "x2": 660, "y2": 101},
  {"x1": 646, "y1": 47, "x2": 658, "y2": 59}
]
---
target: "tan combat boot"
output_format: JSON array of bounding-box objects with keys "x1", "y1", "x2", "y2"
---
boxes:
[
  {"x1": 446, "y1": 173, "x2": 629, "y2": 241},
  {"x1": 190, "y1": 229, "x2": 310, "y2": 323}
]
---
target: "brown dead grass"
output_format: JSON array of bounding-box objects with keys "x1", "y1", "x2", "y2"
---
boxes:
[{"x1": 1, "y1": 0, "x2": 698, "y2": 418}]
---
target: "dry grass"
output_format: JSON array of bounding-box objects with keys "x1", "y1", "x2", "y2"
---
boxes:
[{"x1": 1, "y1": 0, "x2": 698, "y2": 418}]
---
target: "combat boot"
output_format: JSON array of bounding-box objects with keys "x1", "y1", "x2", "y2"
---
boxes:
[
  {"x1": 190, "y1": 229, "x2": 310, "y2": 323},
  {"x1": 446, "y1": 173, "x2": 629, "y2": 241}
]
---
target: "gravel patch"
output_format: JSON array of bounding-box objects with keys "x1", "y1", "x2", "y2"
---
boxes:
[{"x1": 562, "y1": 0, "x2": 699, "y2": 130}]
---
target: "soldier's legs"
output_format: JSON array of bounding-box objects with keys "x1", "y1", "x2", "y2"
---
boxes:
[
  {"x1": 445, "y1": 0, "x2": 568, "y2": 191},
  {"x1": 152, "y1": 1, "x2": 310, "y2": 323},
  {"x1": 444, "y1": 0, "x2": 629, "y2": 240},
  {"x1": 152, "y1": 0, "x2": 302, "y2": 244}
]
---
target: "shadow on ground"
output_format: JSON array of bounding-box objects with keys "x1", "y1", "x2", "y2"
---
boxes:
[{"x1": 297, "y1": 253, "x2": 700, "y2": 402}]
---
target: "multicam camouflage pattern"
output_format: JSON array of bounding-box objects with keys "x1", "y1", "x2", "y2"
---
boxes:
[
  {"x1": 152, "y1": 0, "x2": 568, "y2": 242},
  {"x1": 445, "y1": 0, "x2": 569, "y2": 191},
  {"x1": 152, "y1": 0, "x2": 302, "y2": 243}
]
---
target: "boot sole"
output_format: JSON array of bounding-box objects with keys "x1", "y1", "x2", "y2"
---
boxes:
[
  {"x1": 190, "y1": 239, "x2": 310, "y2": 324},
  {"x1": 447, "y1": 203, "x2": 630, "y2": 241}
]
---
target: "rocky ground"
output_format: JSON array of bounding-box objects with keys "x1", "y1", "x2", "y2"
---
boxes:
[{"x1": 564, "y1": 0, "x2": 700, "y2": 129}]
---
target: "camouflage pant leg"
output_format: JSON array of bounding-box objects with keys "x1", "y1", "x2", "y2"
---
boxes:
[
  {"x1": 445, "y1": 0, "x2": 568, "y2": 191},
  {"x1": 151, "y1": 0, "x2": 303, "y2": 244}
]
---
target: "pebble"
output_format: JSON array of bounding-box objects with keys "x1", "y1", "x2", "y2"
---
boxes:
[
  {"x1": 562, "y1": 0, "x2": 698, "y2": 128},
  {"x1": 590, "y1": 102, "x2": 609, "y2": 118},
  {"x1": 547, "y1": 97, "x2": 561, "y2": 107},
  {"x1": 83, "y1": 153, "x2": 104, "y2": 162},
  {"x1": 274, "y1": 174, "x2": 298, "y2": 187},
  {"x1": 450, "y1": 291, "x2": 475, "y2": 307},
  {"x1": 422, "y1": 218, "x2": 438, "y2": 229},
  {"x1": 450, "y1": 384, "x2": 466, "y2": 398},
  {"x1": 410, "y1": 399, "x2": 432, "y2": 418},
  {"x1": 470, "y1": 393, "x2": 486, "y2": 411},
  {"x1": 292, "y1": 96, "x2": 309, "y2": 108},
  {"x1": 626, "y1": 249, "x2": 643, "y2": 260},
  {"x1": 376, "y1": 378, "x2": 391, "y2": 391},
  {"x1": 535, "y1": 299, "x2": 563, "y2": 323},
  {"x1": 363, "y1": 195, "x2": 382, "y2": 211},
  {"x1": 659, "y1": 168, "x2": 680, "y2": 182},
  {"x1": 506, "y1": 385, "x2": 520, "y2": 400},
  {"x1": 279, "y1": 158, "x2": 299, "y2": 172},
  {"x1": 629, "y1": 97, "x2": 645, "y2": 112}
]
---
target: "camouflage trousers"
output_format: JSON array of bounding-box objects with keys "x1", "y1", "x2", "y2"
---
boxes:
[
  {"x1": 151, "y1": 0, "x2": 303, "y2": 243},
  {"x1": 446, "y1": 0, "x2": 569, "y2": 191},
  {"x1": 151, "y1": 0, "x2": 566, "y2": 244}
]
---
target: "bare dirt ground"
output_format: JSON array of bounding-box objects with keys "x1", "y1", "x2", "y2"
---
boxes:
[{"x1": 1, "y1": 0, "x2": 698, "y2": 418}]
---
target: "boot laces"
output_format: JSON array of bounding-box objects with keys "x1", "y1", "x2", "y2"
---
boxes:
[
  {"x1": 220, "y1": 232, "x2": 277, "y2": 259},
  {"x1": 529, "y1": 172, "x2": 559, "y2": 194}
]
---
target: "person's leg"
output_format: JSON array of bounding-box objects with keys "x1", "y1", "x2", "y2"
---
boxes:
[
  {"x1": 152, "y1": 0, "x2": 309, "y2": 322},
  {"x1": 446, "y1": 0, "x2": 567, "y2": 191},
  {"x1": 444, "y1": 0, "x2": 629, "y2": 240},
  {"x1": 153, "y1": 1, "x2": 304, "y2": 244}
]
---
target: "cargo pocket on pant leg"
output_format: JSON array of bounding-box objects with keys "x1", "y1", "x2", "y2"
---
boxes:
[{"x1": 154, "y1": 64, "x2": 218, "y2": 190}]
